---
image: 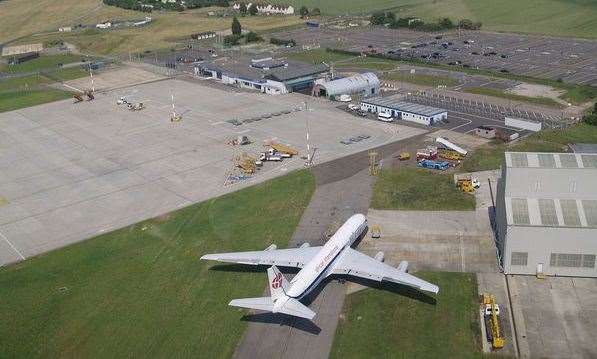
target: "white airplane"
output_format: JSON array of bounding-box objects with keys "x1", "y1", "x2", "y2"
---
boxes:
[{"x1": 200, "y1": 214, "x2": 439, "y2": 320}]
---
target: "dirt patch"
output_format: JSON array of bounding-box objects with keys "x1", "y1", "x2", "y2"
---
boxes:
[{"x1": 506, "y1": 83, "x2": 565, "y2": 102}]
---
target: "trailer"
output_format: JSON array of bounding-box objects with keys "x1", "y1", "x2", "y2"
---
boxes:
[
  {"x1": 439, "y1": 148, "x2": 464, "y2": 161},
  {"x1": 269, "y1": 143, "x2": 298, "y2": 156},
  {"x1": 436, "y1": 137, "x2": 467, "y2": 155},
  {"x1": 416, "y1": 146, "x2": 438, "y2": 161},
  {"x1": 417, "y1": 159, "x2": 449, "y2": 170}
]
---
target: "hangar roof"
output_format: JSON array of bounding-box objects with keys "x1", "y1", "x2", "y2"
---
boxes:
[
  {"x1": 318, "y1": 72, "x2": 379, "y2": 96},
  {"x1": 361, "y1": 95, "x2": 447, "y2": 117},
  {"x1": 503, "y1": 152, "x2": 597, "y2": 228}
]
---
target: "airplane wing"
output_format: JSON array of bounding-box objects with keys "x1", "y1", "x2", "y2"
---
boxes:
[
  {"x1": 331, "y1": 248, "x2": 439, "y2": 294},
  {"x1": 201, "y1": 246, "x2": 322, "y2": 268}
]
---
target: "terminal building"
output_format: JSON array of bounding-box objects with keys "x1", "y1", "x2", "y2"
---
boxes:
[
  {"x1": 311, "y1": 72, "x2": 380, "y2": 100},
  {"x1": 359, "y1": 95, "x2": 447, "y2": 126},
  {"x1": 495, "y1": 152, "x2": 597, "y2": 277},
  {"x1": 195, "y1": 57, "x2": 328, "y2": 95}
]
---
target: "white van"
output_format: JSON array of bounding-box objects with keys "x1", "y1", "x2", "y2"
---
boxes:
[
  {"x1": 338, "y1": 94, "x2": 352, "y2": 102},
  {"x1": 377, "y1": 112, "x2": 393, "y2": 122}
]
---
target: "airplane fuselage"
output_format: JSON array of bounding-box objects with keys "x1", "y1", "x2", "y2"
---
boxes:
[{"x1": 285, "y1": 214, "x2": 367, "y2": 299}]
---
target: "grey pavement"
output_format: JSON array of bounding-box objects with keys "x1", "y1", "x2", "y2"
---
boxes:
[
  {"x1": 509, "y1": 276, "x2": 597, "y2": 359},
  {"x1": 0, "y1": 78, "x2": 426, "y2": 267}
]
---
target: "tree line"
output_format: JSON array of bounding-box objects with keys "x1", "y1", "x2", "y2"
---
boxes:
[
  {"x1": 103, "y1": 0, "x2": 228, "y2": 12},
  {"x1": 370, "y1": 12, "x2": 482, "y2": 31}
]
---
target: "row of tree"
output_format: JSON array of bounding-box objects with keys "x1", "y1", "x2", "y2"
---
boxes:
[
  {"x1": 103, "y1": 0, "x2": 228, "y2": 12},
  {"x1": 298, "y1": 6, "x2": 320, "y2": 18},
  {"x1": 370, "y1": 12, "x2": 482, "y2": 31}
]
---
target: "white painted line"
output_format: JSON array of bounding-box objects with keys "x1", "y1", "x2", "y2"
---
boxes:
[
  {"x1": 210, "y1": 121, "x2": 225, "y2": 126},
  {"x1": 62, "y1": 83, "x2": 83, "y2": 92},
  {"x1": 448, "y1": 119, "x2": 472, "y2": 131},
  {"x1": 0, "y1": 231, "x2": 25, "y2": 260}
]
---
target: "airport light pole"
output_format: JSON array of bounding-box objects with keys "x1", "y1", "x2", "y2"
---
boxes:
[{"x1": 304, "y1": 101, "x2": 311, "y2": 167}]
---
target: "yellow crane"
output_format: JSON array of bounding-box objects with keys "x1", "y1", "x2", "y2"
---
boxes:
[{"x1": 482, "y1": 293, "x2": 505, "y2": 349}]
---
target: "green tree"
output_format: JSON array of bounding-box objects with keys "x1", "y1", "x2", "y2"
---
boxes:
[
  {"x1": 311, "y1": 7, "x2": 321, "y2": 16},
  {"x1": 248, "y1": 3, "x2": 257, "y2": 15},
  {"x1": 299, "y1": 6, "x2": 309, "y2": 18},
  {"x1": 385, "y1": 12, "x2": 396, "y2": 22},
  {"x1": 224, "y1": 34, "x2": 241, "y2": 46},
  {"x1": 231, "y1": 16, "x2": 241, "y2": 35},
  {"x1": 584, "y1": 103, "x2": 597, "y2": 126},
  {"x1": 239, "y1": 2, "x2": 247, "y2": 15},
  {"x1": 370, "y1": 12, "x2": 386, "y2": 25}
]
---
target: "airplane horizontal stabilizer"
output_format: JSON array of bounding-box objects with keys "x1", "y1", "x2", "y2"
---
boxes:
[
  {"x1": 277, "y1": 297, "x2": 316, "y2": 320},
  {"x1": 229, "y1": 297, "x2": 274, "y2": 312}
]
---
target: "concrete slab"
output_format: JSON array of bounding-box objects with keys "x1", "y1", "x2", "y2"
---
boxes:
[
  {"x1": 0, "y1": 79, "x2": 427, "y2": 266},
  {"x1": 509, "y1": 276, "x2": 597, "y2": 359},
  {"x1": 363, "y1": 209, "x2": 499, "y2": 273}
]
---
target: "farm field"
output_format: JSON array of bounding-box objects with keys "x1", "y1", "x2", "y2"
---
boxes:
[
  {"x1": 0, "y1": 170, "x2": 315, "y2": 358},
  {"x1": 273, "y1": 0, "x2": 597, "y2": 38},
  {"x1": 1, "y1": 0, "x2": 302, "y2": 55},
  {"x1": 330, "y1": 272, "x2": 486, "y2": 359}
]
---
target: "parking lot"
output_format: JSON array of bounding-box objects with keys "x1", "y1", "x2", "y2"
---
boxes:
[
  {"x1": 0, "y1": 78, "x2": 426, "y2": 266},
  {"x1": 274, "y1": 27, "x2": 597, "y2": 86}
]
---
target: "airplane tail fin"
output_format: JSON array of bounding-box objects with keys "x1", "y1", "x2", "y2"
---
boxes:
[
  {"x1": 229, "y1": 266, "x2": 316, "y2": 320},
  {"x1": 267, "y1": 265, "x2": 288, "y2": 300}
]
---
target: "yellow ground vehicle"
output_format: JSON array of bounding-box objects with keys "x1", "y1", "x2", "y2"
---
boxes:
[
  {"x1": 270, "y1": 143, "x2": 298, "y2": 156},
  {"x1": 397, "y1": 152, "x2": 411, "y2": 161},
  {"x1": 439, "y1": 148, "x2": 464, "y2": 161},
  {"x1": 481, "y1": 293, "x2": 505, "y2": 349},
  {"x1": 457, "y1": 179, "x2": 475, "y2": 193}
]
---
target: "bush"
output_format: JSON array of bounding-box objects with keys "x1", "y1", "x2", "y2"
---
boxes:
[
  {"x1": 270, "y1": 37, "x2": 296, "y2": 47},
  {"x1": 584, "y1": 103, "x2": 597, "y2": 126},
  {"x1": 224, "y1": 34, "x2": 241, "y2": 46},
  {"x1": 370, "y1": 12, "x2": 386, "y2": 25},
  {"x1": 231, "y1": 16, "x2": 241, "y2": 35},
  {"x1": 245, "y1": 31, "x2": 262, "y2": 43}
]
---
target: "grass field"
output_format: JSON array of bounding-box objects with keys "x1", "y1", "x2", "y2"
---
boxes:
[
  {"x1": 461, "y1": 123, "x2": 597, "y2": 172},
  {"x1": 371, "y1": 168, "x2": 476, "y2": 211},
  {"x1": 465, "y1": 87, "x2": 564, "y2": 109},
  {"x1": 0, "y1": 54, "x2": 84, "y2": 74},
  {"x1": 383, "y1": 72, "x2": 459, "y2": 87},
  {"x1": 0, "y1": 74, "x2": 72, "y2": 113},
  {"x1": 1, "y1": 0, "x2": 302, "y2": 55},
  {"x1": 0, "y1": 170, "x2": 315, "y2": 358},
  {"x1": 331, "y1": 272, "x2": 482, "y2": 359},
  {"x1": 272, "y1": 0, "x2": 597, "y2": 38},
  {"x1": 0, "y1": 57, "x2": 91, "y2": 113}
]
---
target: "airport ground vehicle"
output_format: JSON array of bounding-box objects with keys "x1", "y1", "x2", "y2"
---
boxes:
[
  {"x1": 439, "y1": 148, "x2": 464, "y2": 161},
  {"x1": 377, "y1": 112, "x2": 393, "y2": 122},
  {"x1": 417, "y1": 159, "x2": 449, "y2": 170},
  {"x1": 416, "y1": 147, "x2": 438, "y2": 161}
]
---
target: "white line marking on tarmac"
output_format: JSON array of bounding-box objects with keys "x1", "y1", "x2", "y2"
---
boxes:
[
  {"x1": 448, "y1": 119, "x2": 472, "y2": 131},
  {"x1": 62, "y1": 83, "x2": 83, "y2": 92},
  {"x1": 0, "y1": 231, "x2": 25, "y2": 260}
]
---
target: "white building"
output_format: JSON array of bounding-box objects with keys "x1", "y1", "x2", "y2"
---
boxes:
[
  {"x1": 312, "y1": 72, "x2": 380, "y2": 100},
  {"x1": 232, "y1": 2, "x2": 294, "y2": 15},
  {"x1": 496, "y1": 152, "x2": 597, "y2": 277},
  {"x1": 360, "y1": 95, "x2": 447, "y2": 125}
]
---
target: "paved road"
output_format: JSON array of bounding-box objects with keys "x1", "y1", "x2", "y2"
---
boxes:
[{"x1": 233, "y1": 133, "x2": 430, "y2": 359}]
